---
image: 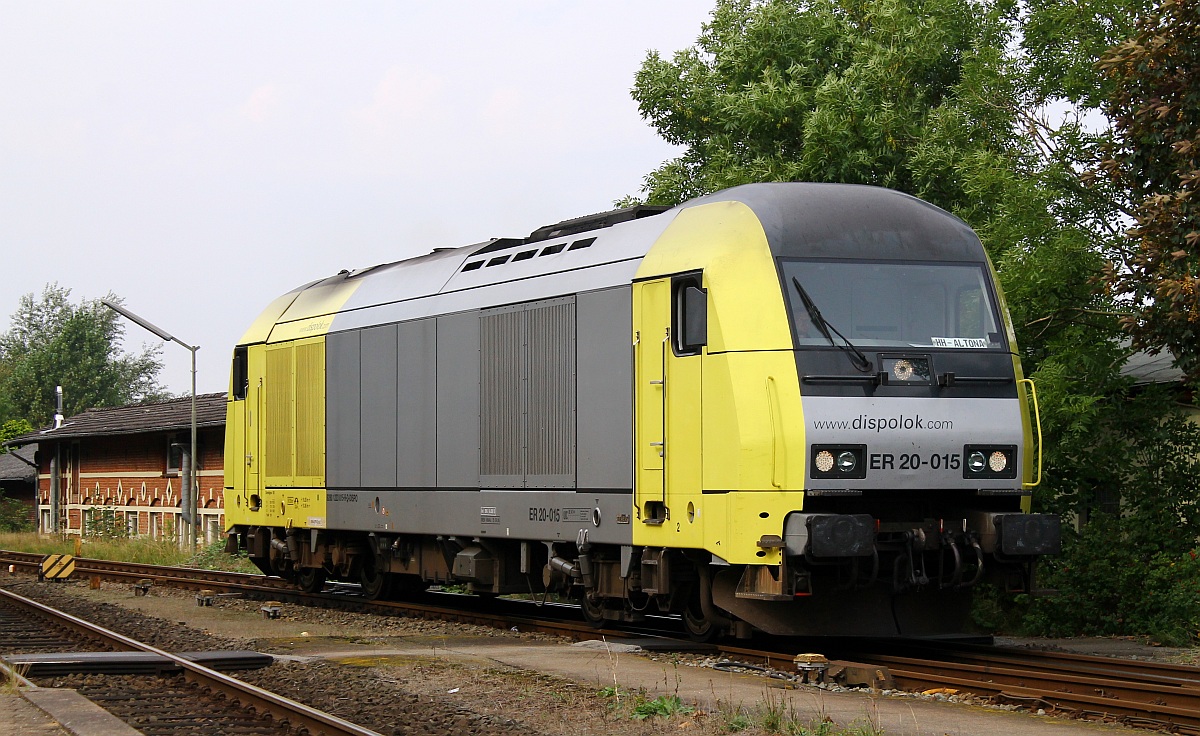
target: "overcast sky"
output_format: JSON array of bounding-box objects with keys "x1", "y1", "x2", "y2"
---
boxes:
[{"x1": 0, "y1": 2, "x2": 713, "y2": 398}]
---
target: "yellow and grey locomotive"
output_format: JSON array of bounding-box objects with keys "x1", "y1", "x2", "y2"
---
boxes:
[{"x1": 224, "y1": 183, "x2": 1059, "y2": 638}]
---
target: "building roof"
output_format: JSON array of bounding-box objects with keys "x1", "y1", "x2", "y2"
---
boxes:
[
  {"x1": 0, "y1": 445, "x2": 36, "y2": 482},
  {"x1": 3, "y1": 393, "x2": 227, "y2": 448},
  {"x1": 1121, "y1": 348, "x2": 1186, "y2": 385}
]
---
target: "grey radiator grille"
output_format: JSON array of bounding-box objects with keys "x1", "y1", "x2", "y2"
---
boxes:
[
  {"x1": 480, "y1": 307, "x2": 524, "y2": 483},
  {"x1": 480, "y1": 297, "x2": 576, "y2": 487},
  {"x1": 526, "y1": 301, "x2": 575, "y2": 480}
]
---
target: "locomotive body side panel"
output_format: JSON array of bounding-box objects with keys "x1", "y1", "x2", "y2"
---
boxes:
[
  {"x1": 575, "y1": 286, "x2": 634, "y2": 493},
  {"x1": 435, "y1": 311, "x2": 483, "y2": 490},
  {"x1": 396, "y1": 318, "x2": 438, "y2": 488},
  {"x1": 359, "y1": 325, "x2": 399, "y2": 488}
]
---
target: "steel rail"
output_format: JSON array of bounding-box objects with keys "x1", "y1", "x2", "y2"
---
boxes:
[
  {"x1": 881, "y1": 664, "x2": 1200, "y2": 735},
  {"x1": 856, "y1": 638, "x2": 1200, "y2": 688},
  {"x1": 0, "y1": 588, "x2": 383, "y2": 736}
]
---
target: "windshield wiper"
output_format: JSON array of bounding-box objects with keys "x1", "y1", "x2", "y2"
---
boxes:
[{"x1": 791, "y1": 276, "x2": 873, "y2": 373}]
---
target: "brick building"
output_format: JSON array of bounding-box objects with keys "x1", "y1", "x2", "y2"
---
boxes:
[{"x1": 4, "y1": 394, "x2": 227, "y2": 542}]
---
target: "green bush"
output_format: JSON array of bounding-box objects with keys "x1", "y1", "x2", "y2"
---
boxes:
[
  {"x1": 0, "y1": 493, "x2": 33, "y2": 532},
  {"x1": 1025, "y1": 515, "x2": 1200, "y2": 645},
  {"x1": 84, "y1": 507, "x2": 128, "y2": 540},
  {"x1": 1015, "y1": 377, "x2": 1200, "y2": 642}
]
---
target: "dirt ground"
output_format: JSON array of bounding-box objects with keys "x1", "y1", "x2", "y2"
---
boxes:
[{"x1": 4, "y1": 573, "x2": 1181, "y2": 736}]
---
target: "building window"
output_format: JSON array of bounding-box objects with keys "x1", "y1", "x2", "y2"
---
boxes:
[
  {"x1": 167, "y1": 434, "x2": 183, "y2": 475},
  {"x1": 167, "y1": 434, "x2": 202, "y2": 476}
]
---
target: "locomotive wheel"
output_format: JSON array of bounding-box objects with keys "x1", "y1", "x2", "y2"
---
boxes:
[
  {"x1": 296, "y1": 567, "x2": 327, "y2": 594},
  {"x1": 359, "y1": 562, "x2": 391, "y2": 600},
  {"x1": 682, "y1": 595, "x2": 718, "y2": 642},
  {"x1": 580, "y1": 593, "x2": 607, "y2": 628}
]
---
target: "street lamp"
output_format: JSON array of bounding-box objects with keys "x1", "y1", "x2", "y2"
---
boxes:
[{"x1": 102, "y1": 300, "x2": 199, "y2": 553}]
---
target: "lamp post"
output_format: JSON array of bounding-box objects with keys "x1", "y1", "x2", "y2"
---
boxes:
[{"x1": 102, "y1": 300, "x2": 199, "y2": 553}]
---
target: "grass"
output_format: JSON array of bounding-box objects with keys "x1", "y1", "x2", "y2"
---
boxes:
[
  {"x1": 599, "y1": 685, "x2": 884, "y2": 735},
  {"x1": 0, "y1": 532, "x2": 260, "y2": 573},
  {"x1": 1, "y1": 662, "x2": 30, "y2": 695}
]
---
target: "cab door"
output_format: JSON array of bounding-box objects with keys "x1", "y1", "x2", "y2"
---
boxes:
[
  {"x1": 634, "y1": 279, "x2": 669, "y2": 521},
  {"x1": 634, "y1": 274, "x2": 706, "y2": 545},
  {"x1": 244, "y1": 346, "x2": 262, "y2": 509}
]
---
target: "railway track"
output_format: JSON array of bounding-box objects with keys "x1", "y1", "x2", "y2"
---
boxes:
[
  {"x1": 8, "y1": 549, "x2": 1200, "y2": 733},
  {"x1": 0, "y1": 550, "x2": 632, "y2": 640},
  {"x1": 722, "y1": 638, "x2": 1200, "y2": 735},
  {"x1": 861, "y1": 642, "x2": 1200, "y2": 734},
  {"x1": 0, "y1": 586, "x2": 382, "y2": 735}
]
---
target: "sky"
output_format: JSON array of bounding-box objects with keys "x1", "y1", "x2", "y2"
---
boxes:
[{"x1": 0, "y1": 2, "x2": 714, "y2": 398}]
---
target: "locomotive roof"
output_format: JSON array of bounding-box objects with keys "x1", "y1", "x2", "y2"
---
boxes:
[
  {"x1": 243, "y1": 183, "x2": 981, "y2": 345},
  {"x1": 691, "y1": 183, "x2": 984, "y2": 263}
]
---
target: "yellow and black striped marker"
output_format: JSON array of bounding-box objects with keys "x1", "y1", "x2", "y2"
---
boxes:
[{"x1": 39, "y1": 554, "x2": 75, "y2": 581}]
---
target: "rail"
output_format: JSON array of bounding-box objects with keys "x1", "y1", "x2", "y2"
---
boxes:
[{"x1": 0, "y1": 587, "x2": 382, "y2": 736}]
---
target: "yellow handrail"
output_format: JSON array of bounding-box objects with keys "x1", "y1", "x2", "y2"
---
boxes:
[{"x1": 1018, "y1": 378, "x2": 1042, "y2": 488}]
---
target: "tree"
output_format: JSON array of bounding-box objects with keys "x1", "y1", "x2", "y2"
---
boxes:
[
  {"x1": 0, "y1": 419, "x2": 33, "y2": 453},
  {"x1": 0, "y1": 285, "x2": 168, "y2": 426},
  {"x1": 1098, "y1": 0, "x2": 1200, "y2": 389},
  {"x1": 632, "y1": 0, "x2": 1023, "y2": 210}
]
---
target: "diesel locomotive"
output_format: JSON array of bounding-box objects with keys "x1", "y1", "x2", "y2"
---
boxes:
[{"x1": 223, "y1": 183, "x2": 1060, "y2": 638}]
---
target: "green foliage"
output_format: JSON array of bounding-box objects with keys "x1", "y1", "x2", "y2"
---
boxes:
[
  {"x1": 597, "y1": 685, "x2": 625, "y2": 700},
  {"x1": 0, "y1": 533, "x2": 258, "y2": 573},
  {"x1": 1024, "y1": 386, "x2": 1200, "y2": 642},
  {"x1": 630, "y1": 694, "x2": 694, "y2": 720},
  {"x1": 1098, "y1": 0, "x2": 1200, "y2": 389},
  {"x1": 1028, "y1": 520, "x2": 1200, "y2": 645},
  {"x1": 84, "y1": 507, "x2": 129, "y2": 540},
  {"x1": 189, "y1": 539, "x2": 259, "y2": 573},
  {"x1": 0, "y1": 493, "x2": 33, "y2": 532},
  {"x1": 631, "y1": 0, "x2": 1028, "y2": 212},
  {"x1": 716, "y1": 700, "x2": 753, "y2": 733},
  {"x1": 0, "y1": 419, "x2": 33, "y2": 453},
  {"x1": 1021, "y1": 0, "x2": 1150, "y2": 107},
  {"x1": 713, "y1": 692, "x2": 881, "y2": 736},
  {"x1": 0, "y1": 284, "x2": 168, "y2": 427}
]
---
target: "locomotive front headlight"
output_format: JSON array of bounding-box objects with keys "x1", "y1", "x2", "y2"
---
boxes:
[
  {"x1": 880, "y1": 355, "x2": 931, "y2": 383},
  {"x1": 963, "y1": 444, "x2": 1019, "y2": 479},
  {"x1": 810, "y1": 445, "x2": 867, "y2": 479}
]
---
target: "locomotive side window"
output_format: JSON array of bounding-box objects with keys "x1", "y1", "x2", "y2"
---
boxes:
[
  {"x1": 672, "y1": 273, "x2": 707, "y2": 356},
  {"x1": 231, "y1": 347, "x2": 248, "y2": 400}
]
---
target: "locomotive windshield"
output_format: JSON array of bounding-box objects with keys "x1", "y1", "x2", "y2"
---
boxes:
[{"x1": 780, "y1": 259, "x2": 1004, "y2": 349}]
